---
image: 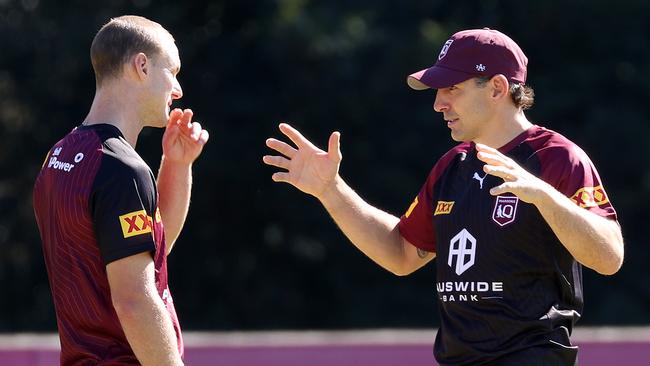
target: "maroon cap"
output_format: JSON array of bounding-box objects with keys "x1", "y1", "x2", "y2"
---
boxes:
[{"x1": 407, "y1": 28, "x2": 528, "y2": 90}]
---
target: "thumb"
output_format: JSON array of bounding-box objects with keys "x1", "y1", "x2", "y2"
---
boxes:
[{"x1": 328, "y1": 131, "x2": 342, "y2": 162}]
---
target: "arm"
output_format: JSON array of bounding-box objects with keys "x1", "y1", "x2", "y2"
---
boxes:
[
  {"x1": 107, "y1": 252, "x2": 183, "y2": 366},
  {"x1": 157, "y1": 109, "x2": 209, "y2": 254},
  {"x1": 263, "y1": 123, "x2": 434, "y2": 275},
  {"x1": 476, "y1": 143, "x2": 624, "y2": 275}
]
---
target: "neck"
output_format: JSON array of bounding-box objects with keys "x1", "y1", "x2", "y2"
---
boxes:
[
  {"x1": 83, "y1": 85, "x2": 143, "y2": 147},
  {"x1": 474, "y1": 109, "x2": 532, "y2": 149}
]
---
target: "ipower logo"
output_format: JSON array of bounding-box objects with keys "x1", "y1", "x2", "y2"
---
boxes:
[
  {"x1": 439, "y1": 228, "x2": 504, "y2": 303},
  {"x1": 46, "y1": 146, "x2": 85, "y2": 173}
]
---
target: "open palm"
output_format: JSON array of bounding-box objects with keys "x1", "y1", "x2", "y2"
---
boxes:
[{"x1": 263, "y1": 123, "x2": 342, "y2": 198}]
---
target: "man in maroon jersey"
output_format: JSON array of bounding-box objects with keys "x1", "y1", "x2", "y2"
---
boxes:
[
  {"x1": 263, "y1": 28, "x2": 624, "y2": 365},
  {"x1": 33, "y1": 15, "x2": 208, "y2": 365}
]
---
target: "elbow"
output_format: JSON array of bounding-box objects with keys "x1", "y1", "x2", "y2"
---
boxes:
[
  {"x1": 595, "y1": 253, "x2": 624, "y2": 276},
  {"x1": 594, "y1": 242, "x2": 624, "y2": 276}
]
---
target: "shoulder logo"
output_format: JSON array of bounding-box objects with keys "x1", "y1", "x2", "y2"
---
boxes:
[
  {"x1": 119, "y1": 210, "x2": 153, "y2": 238},
  {"x1": 571, "y1": 186, "x2": 608, "y2": 208},
  {"x1": 435, "y1": 201, "x2": 455, "y2": 216},
  {"x1": 492, "y1": 195, "x2": 519, "y2": 226},
  {"x1": 53, "y1": 147, "x2": 62, "y2": 156},
  {"x1": 438, "y1": 39, "x2": 454, "y2": 60}
]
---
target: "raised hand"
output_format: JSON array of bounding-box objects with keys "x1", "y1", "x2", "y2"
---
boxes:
[
  {"x1": 263, "y1": 123, "x2": 342, "y2": 198},
  {"x1": 476, "y1": 143, "x2": 551, "y2": 204},
  {"x1": 162, "y1": 108, "x2": 209, "y2": 165}
]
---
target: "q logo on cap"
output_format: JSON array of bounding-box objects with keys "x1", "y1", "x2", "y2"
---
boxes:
[{"x1": 438, "y1": 39, "x2": 453, "y2": 60}]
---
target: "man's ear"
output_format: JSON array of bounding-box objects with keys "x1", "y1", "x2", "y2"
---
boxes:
[
  {"x1": 490, "y1": 74, "x2": 509, "y2": 100},
  {"x1": 132, "y1": 52, "x2": 149, "y2": 81}
]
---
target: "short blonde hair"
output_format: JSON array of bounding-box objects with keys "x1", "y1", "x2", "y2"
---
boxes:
[{"x1": 90, "y1": 15, "x2": 173, "y2": 87}]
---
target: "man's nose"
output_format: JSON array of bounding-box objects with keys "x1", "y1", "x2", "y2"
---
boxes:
[
  {"x1": 433, "y1": 91, "x2": 448, "y2": 113},
  {"x1": 172, "y1": 79, "x2": 183, "y2": 100}
]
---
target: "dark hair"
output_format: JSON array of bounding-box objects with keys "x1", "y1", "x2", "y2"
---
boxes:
[
  {"x1": 90, "y1": 15, "x2": 171, "y2": 87},
  {"x1": 474, "y1": 76, "x2": 535, "y2": 110}
]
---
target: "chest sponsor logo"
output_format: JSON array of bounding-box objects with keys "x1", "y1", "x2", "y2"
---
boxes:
[
  {"x1": 448, "y1": 228, "x2": 476, "y2": 275},
  {"x1": 434, "y1": 200, "x2": 455, "y2": 216},
  {"x1": 439, "y1": 228, "x2": 504, "y2": 303},
  {"x1": 492, "y1": 195, "x2": 519, "y2": 227},
  {"x1": 44, "y1": 147, "x2": 85, "y2": 173},
  {"x1": 119, "y1": 210, "x2": 153, "y2": 238},
  {"x1": 571, "y1": 186, "x2": 608, "y2": 208}
]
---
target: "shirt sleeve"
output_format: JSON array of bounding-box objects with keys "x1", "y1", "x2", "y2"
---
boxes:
[
  {"x1": 91, "y1": 155, "x2": 157, "y2": 264},
  {"x1": 397, "y1": 147, "x2": 465, "y2": 252},
  {"x1": 398, "y1": 173, "x2": 437, "y2": 252},
  {"x1": 537, "y1": 144, "x2": 617, "y2": 220}
]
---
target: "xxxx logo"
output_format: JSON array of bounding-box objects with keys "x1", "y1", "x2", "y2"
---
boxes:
[
  {"x1": 119, "y1": 210, "x2": 153, "y2": 238},
  {"x1": 435, "y1": 201, "x2": 455, "y2": 216},
  {"x1": 571, "y1": 186, "x2": 608, "y2": 208}
]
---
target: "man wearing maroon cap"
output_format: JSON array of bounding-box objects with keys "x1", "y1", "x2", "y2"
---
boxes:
[{"x1": 263, "y1": 28, "x2": 623, "y2": 365}]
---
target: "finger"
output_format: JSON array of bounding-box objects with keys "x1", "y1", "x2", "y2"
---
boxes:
[
  {"x1": 262, "y1": 155, "x2": 291, "y2": 170},
  {"x1": 178, "y1": 109, "x2": 194, "y2": 133},
  {"x1": 475, "y1": 143, "x2": 503, "y2": 156},
  {"x1": 271, "y1": 171, "x2": 292, "y2": 183},
  {"x1": 279, "y1": 123, "x2": 317, "y2": 150},
  {"x1": 328, "y1": 131, "x2": 341, "y2": 162},
  {"x1": 266, "y1": 138, "x2": 297, "y2": 158},
  {"x1": 166, "y1": 109, "x2": 183, "y2": 129},
  {"x1": 483, "y1": 165, "x2": 516, "y2": 181},
  {"x1": 198, "y1": 129, "x2": 209, "y2": 145},
  {"x1": 489, "y1": 182, "x2": 517, "y2": 196},
  {"x1": 476, "y1": 150, "x2": 508, "y2": 167},
  {"x1": 190, "y1": 122, "x2": 202, "y2": 140}
]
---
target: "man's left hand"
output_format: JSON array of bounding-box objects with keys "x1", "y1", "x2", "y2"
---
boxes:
[{"x1": 476, "y1": 143, "x2": 550, "y2": 204}]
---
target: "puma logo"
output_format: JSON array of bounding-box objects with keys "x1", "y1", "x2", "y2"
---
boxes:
[{"x1": 472, "y1": 172, "x2": 487, "y2": 189}]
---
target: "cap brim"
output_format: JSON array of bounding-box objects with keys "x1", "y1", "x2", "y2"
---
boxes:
[{"x1": 407, "y1": 66, "x2": 476, "y2": 90}]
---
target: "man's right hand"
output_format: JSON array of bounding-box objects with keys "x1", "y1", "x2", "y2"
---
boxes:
[{"x1": 263, "y1": 123, "x2": 342, "y2": 199}]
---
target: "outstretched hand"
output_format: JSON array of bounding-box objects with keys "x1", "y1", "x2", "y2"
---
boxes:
[
  {"x1": 263, "y1": 123, "x2": 342, "y2": 198},
  {"x1": 476, "y1": 143, "x2": 551, "y2": 204},
  {"x1": 162, "y1": 108, "x2": 209, "y2": 165}
]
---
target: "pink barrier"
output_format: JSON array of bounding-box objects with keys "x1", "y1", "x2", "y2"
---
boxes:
[{"x1": 1, "y1": 329, "x2": 648, "y2": 366}]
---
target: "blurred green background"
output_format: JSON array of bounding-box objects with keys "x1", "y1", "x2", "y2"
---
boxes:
[{"x1": 1, "y1": 0, "x2": 648, "y2": 331}]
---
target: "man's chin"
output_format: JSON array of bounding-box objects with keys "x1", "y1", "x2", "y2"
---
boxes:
[{"x1": 144, "y1": 117, "x2": 168, "y2": 129}]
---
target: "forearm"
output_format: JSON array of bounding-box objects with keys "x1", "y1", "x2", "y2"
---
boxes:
[
  {"x1": 534, "y1": 184, "x2": 624, "y2": 275},
  {"x1": 114, "y1": 295, "x2": 183, "y2": 366},
  {"x1": 318, "y1": 176, "x2": 415, "y2": 275},
  {"x1": 157, "y1": 156, "x2": 192, "y2": 253}
]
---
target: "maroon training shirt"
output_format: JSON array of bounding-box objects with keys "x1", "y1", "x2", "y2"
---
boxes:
[
  {"x1": 33, "y1": 124, "x2": 183, "y2": 365},
  {"x1": 399, "y1": 125, "x2": 617, "y2": 366}
]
